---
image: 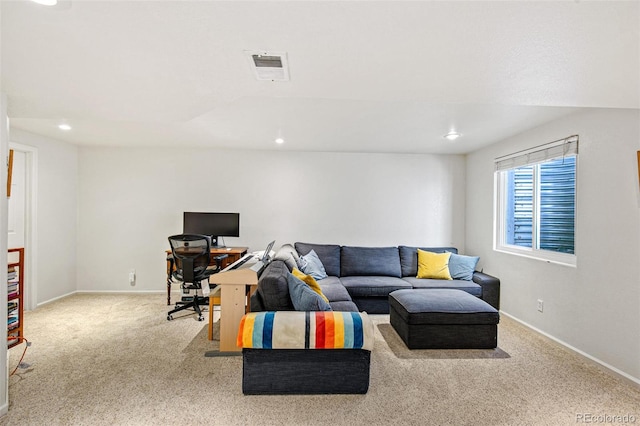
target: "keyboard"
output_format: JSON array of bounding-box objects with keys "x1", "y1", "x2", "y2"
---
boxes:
[{"x1": 222, "y1": 253, "x2": 256, "y2": 271}]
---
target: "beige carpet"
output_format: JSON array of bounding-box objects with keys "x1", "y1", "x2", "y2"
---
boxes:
[{"x1": 2, "y1": 293, "x2": 639, "y2": 426}]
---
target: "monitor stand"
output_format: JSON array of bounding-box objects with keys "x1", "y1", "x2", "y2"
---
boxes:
[{"x1": 210, "y1": 236, "x2": 225, "y2": 248}]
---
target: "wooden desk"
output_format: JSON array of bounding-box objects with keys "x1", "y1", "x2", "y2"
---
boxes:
[
  {"x1": 208, "y1": 268, "x2": 258, "y2": 353},
  {"x1": 166, "y1": 246, "x2": 248, "y2": 305}
]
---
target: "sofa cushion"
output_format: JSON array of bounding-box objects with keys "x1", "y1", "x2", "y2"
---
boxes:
[
  {"x1": 417, "y1": 249, "x2": 452, "y2": 280},
  {"x1": 448, "y1": 253, "x2": 480, "y2": 281},
  {"x1": 256, "y1": 260, "x2": 295, "y2": 310},
  {"x1": 295, "y1": 242, "x2": 341, "y2": 277},
  {"x1": 318, "y1": 277, "x2": 353, "y2": 302},
  {"x1": 401, "y1": 277, "x2": 482, "y2": 297},
  {"x1": 299, "y1": 250, "x2": 328, "y2": 280},
  {"x1": 329, "y1": 300, "x2": 360, "y2": 312},
  {"x1": 340, "y1": 276, "x2": 412, "y2": 298},
  {"x1": 399, "y1": 246, "x2": 458, "y2": 277},
  {"x1": 341, "y1": 246, "x2": 402, "y2": 277},
  {"x1": 287, "y1": 273, "x2": 332, "y2": 311}
]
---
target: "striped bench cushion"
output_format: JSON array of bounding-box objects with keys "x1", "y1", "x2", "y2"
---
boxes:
[{"x1": 237, "y1": 311, "x2": 374, "y2": 351}]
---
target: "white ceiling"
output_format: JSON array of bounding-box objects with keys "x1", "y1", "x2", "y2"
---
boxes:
[{"x1": 1, "y1": 0, "x2": 638, "y2": 154}]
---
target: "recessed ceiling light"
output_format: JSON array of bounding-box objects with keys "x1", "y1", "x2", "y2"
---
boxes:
[
  {"x1": 32, "y1": 0, "x2": 58, "y2": 5},
  {"x1": 444, "y1": 131, "x2": 460, "y2": 141},
  {"x1": 275, "y1": 138, "x2": 284, "y2": 144},
  {"x1": 58, "y1": 124, "x2": 72, "y2": 131}
]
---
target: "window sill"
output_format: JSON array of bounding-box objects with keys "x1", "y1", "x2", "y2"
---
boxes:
[{"x1": 494, "y1": 246, "x2": 577, "y2": 268}]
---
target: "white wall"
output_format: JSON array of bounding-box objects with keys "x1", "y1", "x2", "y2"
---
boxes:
[
  {"x1": 1, "y1": 94, "x2": 10, "y2": 416},
  {"x1": 466, "y1": 108, "x2": 640, "y2": 382},
  {"x1": 9, "y1": 129, "x2": 78, "y2": 305},
  {"x1": 76, "y1": 148, "x2": 466, "y2": 292}
]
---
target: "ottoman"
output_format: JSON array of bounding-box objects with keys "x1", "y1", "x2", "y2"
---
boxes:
[
  {"x1": 389, "y1": 289, "x2": 500, "y2": 349},
  {"x1": 237, "y1": 311, "x2": 375, "y2": 394}
]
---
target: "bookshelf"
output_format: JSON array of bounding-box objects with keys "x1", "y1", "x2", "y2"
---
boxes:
[{"x1": 8, "y1": 247, "x2": 24, "y2": 348}]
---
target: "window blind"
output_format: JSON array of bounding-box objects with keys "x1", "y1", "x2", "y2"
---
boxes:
[{"x1": 495, "y1": 135, "x2": 579, "y2": 171}]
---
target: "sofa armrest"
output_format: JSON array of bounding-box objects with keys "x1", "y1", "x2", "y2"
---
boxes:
[{"x1": 472, "y1": 271, "x2": 500, "y2": 310}]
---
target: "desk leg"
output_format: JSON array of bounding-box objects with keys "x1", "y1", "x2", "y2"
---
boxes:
[
  {"x1": 219, "y1": 284, "x2": 246, "y2": 352},
  {"x1": 166, "y1": 257, "x2": 174, "y2": 306},
  {"x1": 208, "y1": 295, "x2": 215, "y2": 341}
]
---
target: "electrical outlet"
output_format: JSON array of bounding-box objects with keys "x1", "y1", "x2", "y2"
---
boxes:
[
  {"x1": 537, "y1": 299, "x2": 544, "y2": 313},
  {"x1": 129, "y1": 269, "x2": 136, "y2": 286}
]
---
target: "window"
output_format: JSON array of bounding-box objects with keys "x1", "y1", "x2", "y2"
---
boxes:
[{"x1": 495, "y1": 136, "x2": 578, "y2": 266}]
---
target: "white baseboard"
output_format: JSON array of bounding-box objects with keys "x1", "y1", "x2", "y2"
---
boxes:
[
  {"x1": 75, "y1": 290, "x2": 167, "y2": 294},
  {"x1": 36, "y1": 290, "x2": 78, "y2": 308},
  {"x1": 501, "y1": 310, "x2": 640, "y2": 388},
  {"x1": 36, "y1": 290, "x2": 171, "y2": 308}
]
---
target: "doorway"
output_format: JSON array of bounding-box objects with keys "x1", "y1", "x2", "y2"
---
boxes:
[{"x1": 7, "y1": 143, "x2": 38, "y2": 310}]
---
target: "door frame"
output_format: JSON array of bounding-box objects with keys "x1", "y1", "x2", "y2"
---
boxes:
[{"x1": 8, "y1": 142, "x2": 38, "y2": 311}]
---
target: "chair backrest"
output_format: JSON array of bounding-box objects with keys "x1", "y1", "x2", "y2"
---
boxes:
[{"x1": 168, "y1": 234, "x2": 211, "y2": 283}]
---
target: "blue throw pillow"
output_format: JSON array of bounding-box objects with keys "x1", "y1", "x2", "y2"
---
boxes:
[
  {"x1": 299, "y1": 249, "x2": 328, "y2": 280},
  {"x1": 287, "y1": 273, "x2": 332, "y2": 311},
  {"x1": 448, "y1": 253, "x2": 480, "y2": 281}
]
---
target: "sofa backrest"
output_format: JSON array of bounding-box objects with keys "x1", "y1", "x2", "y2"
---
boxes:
[
  {"x1": 341, "y1": 246, "x2": 402, "y2": 277},
  {"x1": 294, "y1": 242, "x2": 341, "y2": 277},
  {"x1": 398, "y1": 246, "x2": 458, "y2": 277},
  {"x1": 294, "y1": 243, "x2": 461, "y2": 278}
]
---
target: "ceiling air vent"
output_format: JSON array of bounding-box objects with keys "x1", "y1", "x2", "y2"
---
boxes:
[{"x1": 245, "y1": 51, "x2": 290, "y2": 81}]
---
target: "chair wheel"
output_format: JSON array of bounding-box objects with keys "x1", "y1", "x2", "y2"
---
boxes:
[
  {"x1": 167, "y1": 314, "x2": 173, "y2": 321},
  {"x1": 197, "y1": 316, "x2": 204, "y2": 321}
]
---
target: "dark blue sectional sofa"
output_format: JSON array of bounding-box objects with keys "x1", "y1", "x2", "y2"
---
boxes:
[{"x1": 250, "y1": 242, "x2": 500, "y2": 314}]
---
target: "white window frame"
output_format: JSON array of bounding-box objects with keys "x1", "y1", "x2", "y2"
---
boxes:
[{"x1": 493, "y1": 136, "x2": 578, "y2": 267}]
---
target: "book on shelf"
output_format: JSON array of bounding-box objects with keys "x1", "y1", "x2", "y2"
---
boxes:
[{"x1": 7, "y1": 249, "x2": 24, "y2": 348}]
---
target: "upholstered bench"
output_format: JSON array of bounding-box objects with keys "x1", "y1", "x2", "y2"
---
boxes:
[
  {"x1": 389, "y1": 289, "x2": 499, "y2": 349},
  {"x1": 237, "y1": 311, "x2": 374, "y2": 395}
]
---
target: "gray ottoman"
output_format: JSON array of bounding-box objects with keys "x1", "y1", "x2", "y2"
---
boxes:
[{"x1": 389, "y1": 289, "x2": 500, "y2": 349}]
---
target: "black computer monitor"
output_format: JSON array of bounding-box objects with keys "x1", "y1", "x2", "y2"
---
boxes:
[{"x1": 183, "y1": 212, "x2": 240, "y2": 247}]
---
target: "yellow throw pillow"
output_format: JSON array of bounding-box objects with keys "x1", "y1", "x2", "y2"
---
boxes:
[
  {"x1": 416, "y1": 249, "x2": 452, "y2": 280},
  {"x1": 292, "y1": 268, "x2": 330, "y2": 303}
]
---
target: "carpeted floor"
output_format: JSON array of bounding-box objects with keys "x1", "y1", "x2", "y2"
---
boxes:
[{"x1": 2, "y1": 293, "x2": 639, "y2": 426}]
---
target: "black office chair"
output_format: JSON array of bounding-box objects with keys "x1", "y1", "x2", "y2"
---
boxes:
[{"x1": 167, "y1": 234, "x2": 227, "y2": 321}]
